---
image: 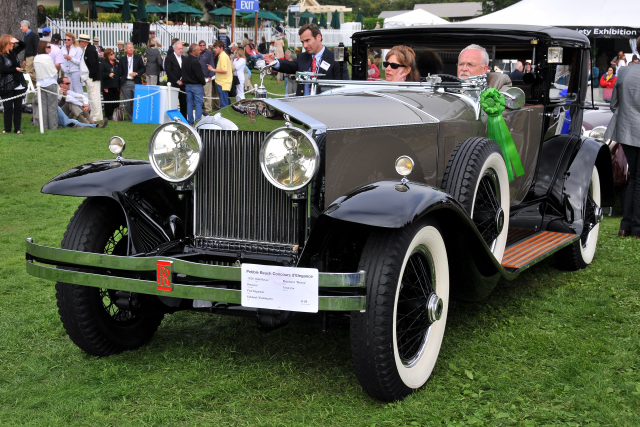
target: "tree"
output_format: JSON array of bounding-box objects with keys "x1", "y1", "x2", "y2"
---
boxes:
[
  {"x1": 481, "y1": 0, "x2": 520, "y2": 15},
  {"x1": 0, "y1": 0, "x2": 37, "y2": 44}
]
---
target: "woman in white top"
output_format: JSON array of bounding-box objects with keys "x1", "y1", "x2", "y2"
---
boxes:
[
  {"x1": 233, "y1": 49, "x2": 247, "y2": 101},
  {"x1": 33, "y1": 40, "x2": 59, "y2": 130},
  {"x1": 61, "y1": 32, "x2": 83, "y2": 94},
  {"x1": 612, "y1": 51, "x2": 627, "y2": 74}
]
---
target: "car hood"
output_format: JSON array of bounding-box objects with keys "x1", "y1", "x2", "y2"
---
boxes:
[{"x1": 273, "y1": 89, "x2": 477, "y2": 129}]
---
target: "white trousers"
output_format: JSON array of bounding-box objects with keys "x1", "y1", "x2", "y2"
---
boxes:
[{"x1": 85, "y1": 77, "x2": 103, "y2": 121}]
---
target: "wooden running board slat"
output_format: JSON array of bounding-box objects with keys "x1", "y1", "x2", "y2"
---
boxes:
[
  {"x1": 501, "y1": 231, "x2": 575, "y2": 269},
  {"x1": 506, "y1": 228, "x2": 536, "y2": 247}
]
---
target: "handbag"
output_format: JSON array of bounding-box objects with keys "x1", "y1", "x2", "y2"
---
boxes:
[
  {"x1": 229, "y1": 75, "x2": 240, "y2": 98},
  {"x1": 112, "y1": 106, "x2": 124, "y2": 121}
]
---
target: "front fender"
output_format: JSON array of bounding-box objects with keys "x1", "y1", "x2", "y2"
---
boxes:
[
  {"x1": 323, "y1": 180, "x2": 454, "y2": 228},
  {"x1": 318, "y1": 181, "x2": 503, "y2": 300},
  {"x1": 42, "y1": 159, "x2": 161, "y2": 197},
  {"x1": 42, "y1": 159, "x2": 187, "y2": 255}
]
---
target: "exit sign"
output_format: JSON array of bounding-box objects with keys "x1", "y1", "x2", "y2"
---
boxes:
[{"x1": 236, "y1": 0, "x2": 259, "y2": 12}]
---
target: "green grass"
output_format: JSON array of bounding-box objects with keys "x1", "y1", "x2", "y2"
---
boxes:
[{"x1": 1, "y1": 81, "x2": 639, "y2": 425}]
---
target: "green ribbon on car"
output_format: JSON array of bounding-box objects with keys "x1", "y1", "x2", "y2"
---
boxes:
[{"x1": 480, "y1": 88, "x2": 525, "y2": 181}]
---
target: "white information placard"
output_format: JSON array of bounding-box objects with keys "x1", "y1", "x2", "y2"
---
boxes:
[{"x1": 241, "y1": 264, "x2": 319, "y2": 313}]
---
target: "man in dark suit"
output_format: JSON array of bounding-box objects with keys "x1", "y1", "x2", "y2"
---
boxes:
[
  {"x1": 508, "y1": 61, "x2": 524, "y2": 81},
  {"x1": 263, "y1": 23, "x2": 349, "y2": 96},
  {"x1": 119, "y1": 42, "x2": 146, "y2": 120},
  {"x1": 164, "y1": 41, "x2": 188, "y2": 119},
  {"x1": 78, "y1": 34, "x2": 103, "y2": 122}
]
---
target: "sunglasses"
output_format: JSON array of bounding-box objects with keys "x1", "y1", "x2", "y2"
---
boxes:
[
  {"x1": 383, "y1": 61, "x2": 406, "y2": 69},
  {"x1": 46, "y1": 46, "x2": 51, "y2": 49},
  {"x1": 65, "y1": 38, "x2": 72, "y2": 41},
  {"x1": 61, "y1": 82, "x2": 70, "y2": 85}
]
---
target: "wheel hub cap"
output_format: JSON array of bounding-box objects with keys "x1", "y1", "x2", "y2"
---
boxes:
[
  {"x1": 426, "y1": 293, "x2": 443, "y2": 323},
  {"x1": 495, "y1": 207, "x2": 504, "y2": 235}
]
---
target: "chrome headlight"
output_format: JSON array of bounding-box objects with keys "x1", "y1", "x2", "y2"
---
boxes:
[
  {"x1": 149, "y1": 121, "x2": 202, "y2": 182},
  {"x1": 588, "y1": 126, "x2": 607, "y2": 141},
  {"x1": 260, "y1": 127, "x2": 320, "y2": 191}
]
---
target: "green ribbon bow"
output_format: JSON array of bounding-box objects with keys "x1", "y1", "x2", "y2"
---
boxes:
[{"x1": 480, "y1": 88, "x2": 525, "y2": 181}]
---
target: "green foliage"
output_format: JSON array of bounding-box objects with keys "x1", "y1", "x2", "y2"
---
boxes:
[
  {"x1": 363, "y1": 17, "x2": 380, "y2": 30},
  {"x1": 43, "y1": 6, "x2": 87, "y2": 22},
  {"x1": 481, "y1": 0, "x2": 520, "y2": 15},
  {"x1": 184, "y1": 0, "x2": 204, "y2": 12},
  {"x1": 98, "y1": 12, "x2": 127, "y2": 23}
]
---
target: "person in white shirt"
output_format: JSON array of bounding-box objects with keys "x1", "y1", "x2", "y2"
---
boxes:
[
  {"x1": 78, "y1": 34, "x2": 103, "y2": 122},
  {"x1": 58, "y1": 77, "x2": 94, "y2": 124},
  {"x1": 232, "y1": 49, "x2": 246, "y2": 100},
  {"x1": 33, "y1": 41, "x2": 59, "y2": 129},
  {"x1": 61, "y1": 33, "x2": 83, "y2": 94},
  {"x1": 49, "y1": 34, "x2": 63, "y2": 72}
]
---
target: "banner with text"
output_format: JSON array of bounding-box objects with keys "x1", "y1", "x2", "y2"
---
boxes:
[{"x1": 236, "y1": 0, "x2": 259, "y2": 13}]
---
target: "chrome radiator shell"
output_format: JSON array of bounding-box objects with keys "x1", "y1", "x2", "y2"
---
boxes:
[{"x1": 193, "y1": 130, "x2": 300, "y2": 255}]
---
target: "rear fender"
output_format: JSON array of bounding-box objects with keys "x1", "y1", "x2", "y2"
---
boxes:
[
  {"x1": 549, "y1": 138, "x2": 613, "y2": 235},
  {"x1": 43, "y1": 160, "x2": 187, "y2": 254}
]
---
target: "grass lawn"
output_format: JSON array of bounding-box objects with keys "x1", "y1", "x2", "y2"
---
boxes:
[{"x1": 1, "y1": 78, "x2": 639, "y2": 426}]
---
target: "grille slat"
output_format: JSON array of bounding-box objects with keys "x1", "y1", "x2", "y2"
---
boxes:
[{"x1": 194, "y1": 130, "x2": 299, "y2": 253}]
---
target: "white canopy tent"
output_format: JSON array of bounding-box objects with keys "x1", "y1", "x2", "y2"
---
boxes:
[
  {"x1": 467, "y1": 0, "x2": 639, "y2": 47},
  {"x1": 384, "y1": 9, "x2": 449, "y2": 28}
]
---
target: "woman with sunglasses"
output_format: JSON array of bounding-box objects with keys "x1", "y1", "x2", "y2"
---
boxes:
[
  {"x1": 384, "y1": 46, "x2": 419, "y2": 82},
  {"x1": 33, "y1": 40, "x2": 58, "y2": 130},
  {"x1": 61, "y1": 33, "x2": 83, "y2": 94},
  {"x1": 0, "y1": 34, "x2": 27, "y2": 134}
]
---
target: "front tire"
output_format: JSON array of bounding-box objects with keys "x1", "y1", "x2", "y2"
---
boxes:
[
  {"x1": 441, "y1": 137, "x2": 510, "y2": 263},
  {"x1": 351, "y1": 218, "x2": 449, "y2": 401},
  {"x1": 55, "y1": 198, "x2": 164, "y2": 356}
]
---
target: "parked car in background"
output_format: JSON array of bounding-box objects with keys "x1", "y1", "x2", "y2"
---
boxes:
[{"x1": 27, "y1": 24, "x2": 614, "y2": 402}]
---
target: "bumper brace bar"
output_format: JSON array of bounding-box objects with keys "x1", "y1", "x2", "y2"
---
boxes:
[{"x1": 26, "y1": 239, "x2": 366, "y2": 312}]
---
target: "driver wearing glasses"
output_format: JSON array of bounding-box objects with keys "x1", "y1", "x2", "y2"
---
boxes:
[{"x1": 457, "y1": 44, "x2": 512, "y2": 91}]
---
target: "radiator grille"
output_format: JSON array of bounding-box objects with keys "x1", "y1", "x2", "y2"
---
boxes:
[{"x1": 193, "y1": 130, "x2": 299, "y2": 253}]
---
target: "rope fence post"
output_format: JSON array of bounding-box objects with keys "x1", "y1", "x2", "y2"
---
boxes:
[
  {"x1": 37, "y1": 83, "x2": 44, "y2": 134},
  {"x1": 166, "y1": 82, "x2": 171, "y2": 123}
]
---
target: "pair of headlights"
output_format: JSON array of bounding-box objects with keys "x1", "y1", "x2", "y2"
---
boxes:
[{"x1": 147, "y1": 121, "x2": 320, "y2": 191}]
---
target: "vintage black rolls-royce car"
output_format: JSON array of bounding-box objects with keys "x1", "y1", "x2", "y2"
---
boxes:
[{"x1": 26, "y1": 25, "x2": 614, "y2": 402}]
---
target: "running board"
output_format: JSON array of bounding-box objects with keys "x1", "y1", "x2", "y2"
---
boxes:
[{"x1": 501, "y1": 229, "x2": 578, "y2": 272}]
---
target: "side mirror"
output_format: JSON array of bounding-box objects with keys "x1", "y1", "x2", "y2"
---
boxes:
[{"x1": 503, "y1": 87, "x2": 526, "y2": 110}]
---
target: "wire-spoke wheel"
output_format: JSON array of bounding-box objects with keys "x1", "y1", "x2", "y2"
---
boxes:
[
  {"x1": 55, "y1": 198, "x2": 164, "y2": 356},
  {"x1": 351, "y1": 218, "x2": 449, "y2": 401},
  {"x1": 557, "y1": 166, "x2": 601, "y2": 270},
  {"x1": 441, "y1": 137, "x2": 510, "y2": 262}
]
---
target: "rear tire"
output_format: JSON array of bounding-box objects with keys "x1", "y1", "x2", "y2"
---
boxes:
[
  {"x1": 557, "y1": 166, "x2": 601, "y2": 270},
  {"x1": 55, "y1": 198, "x2": 164, "y2": 356},
  {"x1": 351, "y1": 218, "x2": 449, "y2": 401}
]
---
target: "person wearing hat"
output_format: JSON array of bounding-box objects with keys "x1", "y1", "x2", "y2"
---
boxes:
[
  {"x1": 115, "y1": 41, "x2": 125, "y2": 59},
  {"x1": 49, "y1": 34, "x2": 63, "y2": 72},
  {"x1": 78, "y1": 34, "x2": 103, "y2": 122},
  {"x1": 147, "y1": 30, "x2": 162, "y2": 49},
  {"x1": 244, "y1": 38, "x2": 263, "y2": 66},
  {"x1": 276, "y1": 20, "x2": 285, "y2": 34},
  {"x1": 93, "y1": 37, "x2": 104, "y2": 58},
  {"x1": 218, "y1": 28, "x2": 229, "y2": 51},
  {"x1": 41, "y1": 27, "x2": 51, "y2": 42}
]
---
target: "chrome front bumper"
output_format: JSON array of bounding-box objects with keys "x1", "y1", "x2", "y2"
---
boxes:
[{"x1": 26, "y1": 239, "x2": 366, "y2": 311}]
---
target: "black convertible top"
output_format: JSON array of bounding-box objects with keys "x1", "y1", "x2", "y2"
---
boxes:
[{"x1": 354, "y1": 24, "x2": 590, "y2": 47}]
